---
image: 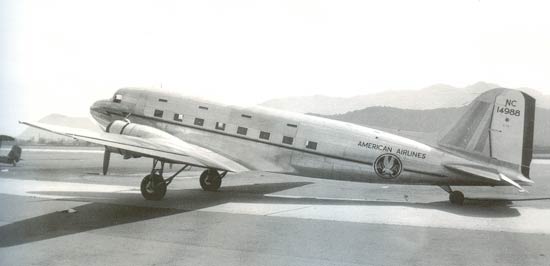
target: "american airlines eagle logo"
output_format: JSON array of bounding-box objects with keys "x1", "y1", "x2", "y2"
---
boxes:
[{"x1": 374, "y1": 153, "x2": 402, "y2": 179}]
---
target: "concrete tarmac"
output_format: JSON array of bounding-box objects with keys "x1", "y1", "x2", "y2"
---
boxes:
[{"x1": 1, "y1": 146, "x2": 550, "y2": 266}]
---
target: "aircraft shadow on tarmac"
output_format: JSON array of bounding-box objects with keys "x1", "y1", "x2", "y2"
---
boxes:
[
  {"x1": 30, "y1": 181, "x2": 544, "y2": 219},
  {"x1": 4, "y1": 180, "x2": 547, "y2": 247},
  {"x1": 26, "y1": 183, "x2": 530, "y2": 217},
  {"x1": 0, "y1": 181, "x2": 311, "y2": 248},
  {"x1": 0, "y1": 203, "x2": 185, "y2": 248}
]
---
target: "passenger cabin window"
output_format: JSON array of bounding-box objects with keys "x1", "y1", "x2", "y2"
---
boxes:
[
  {"x1": 259, "y1": 131, "x2": 270, "y2": 140},
  {"x1": 282, "y1": 136, "x2": 294, "y2": 145},
  {"x1": 154, "y1": 109, "x2": 164, "y2": 118},
  {"x1": 215, "y1": 122, "x2": 226, "y2": 131},
  {"x1": 306, "y1": 141, "x2": 318, "y2": 150},
  {"x1": 113, "y1": 94, "x2": 122, "y2": 103},
  {"x1": 199, "y1": 106, "x2": 208, "y2": 110},
  {"x1": 194, "y1": 118, "x2": 204, "y2": 126},
  {"x1": 241, "y1": 114, "x2": 252, "y2": 119},
  {"x1": 237, "y1": 126, "x2": 248, "y2": 135},
  {"x1": 173, "y1": 113, "x2": 183, "y2": 122},
  {"x1": 287, "y1": 123, "x2": 298, "y2": 128},
  {"x1": 159, "y1": 98, "x2": 168, "y2": 103}
]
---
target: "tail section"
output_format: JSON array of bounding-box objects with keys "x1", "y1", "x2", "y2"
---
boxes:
[{"x1": 439, "y1": 88, "x2": 536, "y2": 179}]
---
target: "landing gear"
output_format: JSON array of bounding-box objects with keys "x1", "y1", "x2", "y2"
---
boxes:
[
  {"x1": 199, "y1": 169, "x2": 227, "y2": 191},
  {"x1": 138, "y1": 159, "x2": 227, "y2": 199},
  {"x1": 140, "y1": 159, "x2": 189, "y2": 200},
  {"x1": 439, "y1": 185, "x2": 465, "y2": 205},
  {"x1": 140, "y1": 174, "x2": 166, "y2": 200}
]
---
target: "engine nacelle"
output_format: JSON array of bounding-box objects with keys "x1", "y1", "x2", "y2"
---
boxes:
[{"x1": 105, "y1": 120, "x2": 176, "y2": 158}]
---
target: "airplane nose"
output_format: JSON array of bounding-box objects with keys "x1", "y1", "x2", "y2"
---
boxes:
[
  {"x1": 90, "y1": 98, "x2": 132, "y2": 120},
  {"x1": 90, "y1": 99, "x2": 114, "y2": 127},
  {"x1": 90, "y1": 99, "x2": 111, "y2": 114}
]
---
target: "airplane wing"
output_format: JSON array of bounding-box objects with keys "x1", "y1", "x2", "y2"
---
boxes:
[
  {"x1": 20, "y1": 121, "x2": 249, "y2": 172},
  {"x1": 444, "y1": 163, "x2": 533, "y2": 192}
]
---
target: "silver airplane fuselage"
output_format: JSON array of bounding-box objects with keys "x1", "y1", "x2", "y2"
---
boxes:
[{"x1": 89, "y1": 88, "x2": 500, "y2": 187}]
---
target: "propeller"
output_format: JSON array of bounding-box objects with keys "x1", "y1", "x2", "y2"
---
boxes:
[{"x1": 103, "y1": 146, "x2": 111, "y2": 175}]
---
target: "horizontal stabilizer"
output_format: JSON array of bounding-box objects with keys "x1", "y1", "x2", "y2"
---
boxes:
[
  {"x1": 444, "y1": 163, "x2": 500, "y2": 181},
  {"x1": 444, "y1": 163, "x2": 531, "y2": 192}
]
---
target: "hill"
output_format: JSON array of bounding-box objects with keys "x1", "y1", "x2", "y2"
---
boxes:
[{"x1": 262, "y1": 82, "x2": 550, "y2": 115}]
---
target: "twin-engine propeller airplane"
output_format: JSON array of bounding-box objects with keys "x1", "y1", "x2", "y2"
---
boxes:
[{"x1": 21, "y1": 88, "x2": 536, "y2": 205}]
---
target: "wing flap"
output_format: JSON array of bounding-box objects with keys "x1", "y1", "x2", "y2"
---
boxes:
[{"x1": 20, "y1": 121, "x2": 249, "y2": 172}]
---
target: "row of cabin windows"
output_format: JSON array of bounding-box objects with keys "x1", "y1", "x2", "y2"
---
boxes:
[{"x1": 152, "y1": 109, "x2": 317, "y2": 150}]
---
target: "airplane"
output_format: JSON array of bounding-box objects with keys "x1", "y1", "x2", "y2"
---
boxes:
[{"x1": 21, "y1": 87, "x2": 536, "y2": 205}]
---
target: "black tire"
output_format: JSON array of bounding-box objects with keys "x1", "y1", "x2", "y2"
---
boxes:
[
  {"x1": 140, "y1": 174, "x2": 167, "y2": 200},
  {"x1": 449, "y1": 191, "x2": 465, "y2": 205},
  {"x1": 200, "y1": 170, "x2": 222, "y2": 191}
]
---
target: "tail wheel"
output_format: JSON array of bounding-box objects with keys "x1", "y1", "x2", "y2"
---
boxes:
[
  {"x1": 449, "y1": 191, "x2": 465, "y2": 205},
  {"x1": 200, "y1": 169, "x2": 222, "y2": 191},
  {"x1": 140, "y1": 174, "x2": 167, "y2": 200}
]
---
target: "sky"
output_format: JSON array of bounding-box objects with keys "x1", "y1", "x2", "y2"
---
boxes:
[{"x1": 1, "y1": 0, "x2": 550, "y2": 136}]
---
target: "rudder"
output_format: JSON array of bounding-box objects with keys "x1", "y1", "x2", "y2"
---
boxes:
[{"x1": 491, "y1": 91, "x2": 535, "y2": 177}]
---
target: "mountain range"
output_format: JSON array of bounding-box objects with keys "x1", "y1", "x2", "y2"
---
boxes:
[{"x1": 261, "y1": 82, "x2": 550, "y2": 115}]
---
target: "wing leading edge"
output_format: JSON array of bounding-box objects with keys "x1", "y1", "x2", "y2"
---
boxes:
[{"x1": 20, "y1": 121, "x2": 249, "y2": 172}]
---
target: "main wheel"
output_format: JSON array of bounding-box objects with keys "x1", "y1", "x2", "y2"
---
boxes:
[
  {"x1": 449, "y1": 191, "x2": 465, "y2": 205},
  {"x1": 140, "y1": 174, "x2": 167, "y2": 200},
  {"x1": 200, "y1": 169, "x2": 222, "y2": 191}
]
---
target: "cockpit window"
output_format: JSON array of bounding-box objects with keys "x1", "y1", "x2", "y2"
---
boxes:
[{"x1": 113, "y1": 94, "x2": 122, "y2": 103}]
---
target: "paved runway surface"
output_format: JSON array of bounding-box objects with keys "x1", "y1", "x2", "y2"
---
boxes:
[{"x1": 1, "y1": 146, "x2": 550, "y2": 266}]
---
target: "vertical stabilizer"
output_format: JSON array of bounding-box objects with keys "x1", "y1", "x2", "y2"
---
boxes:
[{"x1": 439, "y1": 89, "x2": 536, "y2": 178}]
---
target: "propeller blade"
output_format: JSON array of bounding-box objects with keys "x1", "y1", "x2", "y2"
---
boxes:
[{"x1": 103, "y1": 147, "x2": 111, "y2": 175}]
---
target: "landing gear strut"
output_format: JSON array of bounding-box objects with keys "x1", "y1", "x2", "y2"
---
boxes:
[
  {"x1": 439, "y1": 185, "x2": 465, "y2": 205},
  {"x1": 199, "y1": 169, "x2": 227, "y2": 191},
  {"x1": 140, "y1": 159, "x2": 189, "y2": 200}
]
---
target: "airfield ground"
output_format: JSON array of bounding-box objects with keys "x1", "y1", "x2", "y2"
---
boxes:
[{"x1": 1, "y1": 146, "x2": 550, "y2": 266}]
